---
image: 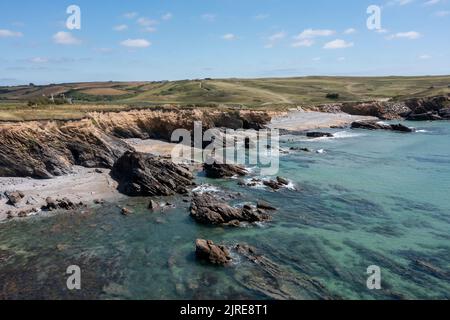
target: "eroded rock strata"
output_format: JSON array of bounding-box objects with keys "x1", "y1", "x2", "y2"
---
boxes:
[
  {"x1": 111, "y1": 151, "x2": 194, "y2": 197},
  {"x1": 0, "y1": 108, "x2": 271, "y2": 179},
  {"x1": 190, "y1": 193, "x2": 271, "y2": 226}
]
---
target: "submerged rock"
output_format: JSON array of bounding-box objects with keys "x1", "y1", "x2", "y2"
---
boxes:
[
  {"x1": 203, "y1": 162, "x2": 248, "y2": 179},
  {"x1": 190, "y1": 193, "x2": 271, "y2": 226},
  {"x1": 351, "y1": 121, "x2": 414, "y2": 132},
  {"x1": 257, "y1": 201, "x2": 277, "y2": 211},
  {"x1": 111, "y1": 151, "x2": 194, "y2": 197},
  {"x1": 195, "y1": 239, "x2": 232, "y2": 266}
]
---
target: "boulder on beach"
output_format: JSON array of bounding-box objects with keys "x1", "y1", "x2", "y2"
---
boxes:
[
  {"x1": 42, "y1": 197, "x2": 83, "y2": 211},
  {"x1": 4, "y1": 191, "x2": 25, "y2": 206},
  {"x1": 195, "y1": 239, "x2": 232, "y2": 266},
  {"x1": 351, "y1": 121, "x2": 414, "y2": 132},
  {"x1": 190, "y1": 193, "x2": 271, "y2": 226},
  {"x1": 111, "y1": 151, "x2": 194, "y2": 197},
  {"x1": 203, "y1": 161, "x2": 248, "y2": 179}
]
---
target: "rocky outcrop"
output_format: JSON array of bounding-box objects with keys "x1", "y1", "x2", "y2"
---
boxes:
[
  {"x1": 351, "y1": 121, "x2": 414, "y2": 132},
  {"x1": 340, "y1": 95, "x2": 450, "y2": 121},
  {"x1": 195, "y1": 239, "x2": 232, "y2": 266},
  {"x1": 306, "y1": 132, "x2": 333, "y2": 138},
  {"x1": 0, "y1": 120, "x2": 131, "y2": 179},
  {"x1": 341, "y1": 101, "x2": 410, "y2": 120},
  {"x1": 190, "y1": 193, "x2": 271, "y2": 226},
  {"x1": 203, "y1": 162, "x2": 248, "y2": 179},
  {"x1": 42, "y1": 197, "x2": 84, "y2": 211},
  {"x1": 111, "y1": 151, "x2": 194, "y2": 197},
  {"x1": 0, "y1": 108, "x2": 271, "y2": 179}
]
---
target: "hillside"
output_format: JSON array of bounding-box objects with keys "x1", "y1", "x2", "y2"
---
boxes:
[{"x1": 1, "y1": 76, "x2": 449, "y2": 121}]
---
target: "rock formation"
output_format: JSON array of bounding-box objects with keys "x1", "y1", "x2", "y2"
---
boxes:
[
  {"x1": 203, "y1": 162, "x2": 248, "y2": 179},
  {"x1": 351, "y1": 121, "x2": 414, "y2": 132},
  {"x1": 111, "y1": 151, "x2": 194, "y2": 197},
  {"x1": 195, "y1": 239, "x2": 232, "y2": 266},
  {"x1": 190, "y1": 193, "x2": 271, "y2": 226}
]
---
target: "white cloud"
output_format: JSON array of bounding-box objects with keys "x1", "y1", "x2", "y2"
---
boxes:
[
  {"x1": 94, "y1": 48, "x2": 113, "y2": 54},
  {"x1": 344, "y1": 28, "x2": 357, "y2": 34},
  {"x1": 0, "y1": 29, "x2": 23, "y2": 38},
  {"x1": 53, "y1": 31, "x2": 81, "y2": 45},
  {"x1": 137, "y1": 17, "x2": 158, "y2": 27},
  {"x1": 419, "y1": 54, "x2": 432, "y2": 59},
  {"x1": 387, "y1": 0, "x2": 414, "y2": 6},
  {"x1": 291, "y1": 39, "x2": 314, "y2": 47},
  {"x1": 376, "y1": 28, "x2": 389, "y2": 34},
  {"x1": 162, "y1": 13, "x2": 173, "y2": 21},
  {"x1": 435, "y1": 10, "x2": 450, "y2": 16},
  {"x1": 29, "y1": 57, "x2": 48, "y2": 63},
  {"x1": 387, "y1": 31, "x2": 422, "y2": 40},
  {"x1": 202, "y1": 14, "x2": 216, "y2": 22},
  {"x1": 424, "y1": 0, "x2": 441, "y2": 6},
  {"x1": 295, "y1": 28, "x2": 335, "y2": 39},
  {"x1": 323, "y1": 39, "x2": 354, "y2": 49},
  {"x1": 265, "y1": 32, "x2": 286, "y2": 48},
  {"x1": 142, "y1": 27, "x2": 157, "y2": 33},
  {"x1": 254, "y1": 14, "x2": 269, "y2": 20},
  {"x1": 113, "y1": 24, "x2": 128, "y2": 31},
  {"x1": 120, "y1": 39, "x2": 151, "y2": 48},
  {"x1": 124, "y1": 12, "x2": 138, "y2": 19},
  {"x1": 222, "y1": 33, "x2": 236, "y2": 41}
]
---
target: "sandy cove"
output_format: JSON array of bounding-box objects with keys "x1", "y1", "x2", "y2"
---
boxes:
[{"x1": 0, "y1": 111, "x2": 375, "y2": 221}]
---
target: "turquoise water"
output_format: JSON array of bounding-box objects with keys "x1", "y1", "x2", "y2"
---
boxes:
[{"x1": 1, "y1": 121, "x2": 449, "y2": 300}]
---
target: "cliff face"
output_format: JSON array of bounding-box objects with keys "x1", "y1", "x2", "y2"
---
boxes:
[{"x1": 0, "y1": 108, "x2": 271, "y2": 179}]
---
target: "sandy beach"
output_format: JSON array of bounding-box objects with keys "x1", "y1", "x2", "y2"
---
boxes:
[{"x1": 268, "y1": 111, "x2": 377, "y2": 131}]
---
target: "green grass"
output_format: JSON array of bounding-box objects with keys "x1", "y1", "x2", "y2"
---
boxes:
[{"x1": 1, "y1": 76, "x2": 449, "y2": 121}]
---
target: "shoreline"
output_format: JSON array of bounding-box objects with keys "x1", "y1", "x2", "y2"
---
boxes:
[{"x1": 1, "y1": 110, "x2": 376, "y2": 221}]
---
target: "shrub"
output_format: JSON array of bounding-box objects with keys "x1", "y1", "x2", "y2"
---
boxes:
[{"x1": 326, "y1": 93, "x2": 340, "y2": 99}]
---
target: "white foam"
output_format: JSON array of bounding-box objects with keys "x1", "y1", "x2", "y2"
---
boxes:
[
  {"x1": 192, "y1": 184, "x2": 220, "y2": 194},
  {"x1": 415, "y1": 129, "x2": 429, "y2": 133}
]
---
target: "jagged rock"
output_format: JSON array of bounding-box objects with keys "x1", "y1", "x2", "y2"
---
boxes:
[
  {"x1": 306, "y1": 132, "x2": 334, "y2": 138},
  {"x1": 121, "y1": 207, "x2": 132, "y2": 216},
  {"x1": 438, "y1": 108, "x2": 450, "y2": 119},
  {"x1": 405, "y1": 112, "x2": 443, "y2": 121},
  {"x1": 263, "y1": 180, "x2": 281, "y2": 190},
  {"x1": 257, "y1": 201, "x2": 277, "y2": 211},
  {"x1": 42, "y1": 197, "x2": 82, "y2": 211},
  {"x1": 351, "y1": 121, "x2": 414, "y2": 132},
  {"x1": 148, "y1": 200, "x2": 160, "y2": 211},
  {"x1": 195, "y1": 239, "x2": 232, "y2": 266},
  {"x1": 190, "y1": 193, "x2": 271, "y2": 226},
  {"x1": 277, "y1": 176, "x2": 289, "y2": 186},
  {"x1": 111, "y1": 151, "x2": 194, "y2": 197},
  {"x1": 5, "y1": 191, "x2": 25, "y2": 206},
  {"x1": 203, "y1": 161, "x2": 248, "y2": 179},
  {"x1": 290, "y1": 147, "x2": 311, "y2": 152}
]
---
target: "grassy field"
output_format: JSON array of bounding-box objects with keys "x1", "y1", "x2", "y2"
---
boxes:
[{"x1": 1, "y1": 76, "x2": 449, "y2": 121}]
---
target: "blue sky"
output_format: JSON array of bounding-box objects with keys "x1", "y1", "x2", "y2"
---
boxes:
[{"x1": 0, "y1": 0, "x2": 449, "y2": 85}]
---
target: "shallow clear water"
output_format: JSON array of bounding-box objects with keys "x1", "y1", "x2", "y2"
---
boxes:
[{"x1": 1, "y1": 121, "x2": 450, "y2": 300}]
